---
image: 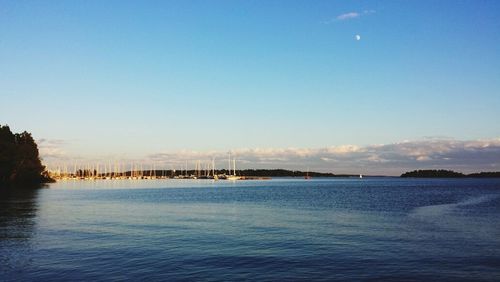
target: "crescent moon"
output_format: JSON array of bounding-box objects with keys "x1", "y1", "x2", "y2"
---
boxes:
[{"x1": 355, "y1": 35, "x2": 361, "y2": 41}]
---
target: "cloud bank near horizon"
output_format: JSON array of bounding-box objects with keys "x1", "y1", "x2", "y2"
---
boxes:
[{"x1": 39, "y1": 138, "x2": 500, "y2": 175}]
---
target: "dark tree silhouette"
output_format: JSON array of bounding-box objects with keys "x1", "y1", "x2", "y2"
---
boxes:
[
  {"x1": 0, "y1": 125, "x2": 52, "y2": 186},
  {"x1": 401, "y1": 169, "x2": 500, "y2": 178},
  {"x1": 401, "y1": 169, "x2": 465, "y2": 178},
  {"x1": 467, "y1": 172, "x2": 500, "y2": 178}
]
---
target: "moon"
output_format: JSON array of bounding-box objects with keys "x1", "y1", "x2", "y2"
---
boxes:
[{"x1": 355, "y1": 34, "x2": 361, "y2": 41}]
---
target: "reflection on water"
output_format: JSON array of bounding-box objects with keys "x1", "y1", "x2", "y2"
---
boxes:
[
  {"x1": 0, "y1": 186, "x2": 41, "y2": 237},
  {"x1": 1, "y1": 178, "x2": 500, "y2": 281},
  {"x1": 0, "y1": 185, "x2": 42, "y2": 274}
]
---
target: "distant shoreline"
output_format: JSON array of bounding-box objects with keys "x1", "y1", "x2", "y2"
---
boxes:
[
  {"x1": 401, "y1": 169, "x2": 500, "y2": 178},
  {"x1": 47, "y1": 169, "x2": 361, "y2": 181}
]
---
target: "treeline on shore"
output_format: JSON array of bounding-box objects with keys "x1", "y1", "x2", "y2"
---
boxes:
[
  {"x1": 229, "y1": 169, "x2": 356, "y2": 178},
  {"x1": 70, "y1": 169, "x2": 355, "y2": 178},
  {"x1": 0, "y1": 125, "x2": 53, "y2": 186},
  {"x1": 401, "y1": 169, "x2": 500, "y2": 178}
]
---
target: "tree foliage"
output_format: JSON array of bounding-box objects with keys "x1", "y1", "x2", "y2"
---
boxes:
[
  {"x1": 0, "y1": 125, "x2": 52, "y2": 185},
  {"x1": 401, "y1": 169, "x2": 500, "y2": 178},
  {"x1": 400, "y1": 169, "x2": 465, "y2": 178},
  {"x1": 464, "y1": 171, "x2": 500, "y2": 178}
]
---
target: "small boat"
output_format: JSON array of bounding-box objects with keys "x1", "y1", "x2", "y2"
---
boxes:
[
  {"x1": 305, "y1": 169, "x2": 312, "y2": 179},
  {"x1": 359, "y1": 174, "x2": 363, "y2": 179},
  {"x1": 226, "y1": 175, "x2": 241, "y2": 181}
]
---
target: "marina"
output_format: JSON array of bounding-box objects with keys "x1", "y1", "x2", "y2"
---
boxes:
[{"x1": 46, "y1": 159, "x2": 267, "y2": 181}]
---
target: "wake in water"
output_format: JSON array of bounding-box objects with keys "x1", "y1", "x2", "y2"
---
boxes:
[
  {"x1": 408, "y1": 194, "x2": 500, "y2": 241},
  {"x1": 409, "y1": 194, "x2": 498, "y2": 219}
]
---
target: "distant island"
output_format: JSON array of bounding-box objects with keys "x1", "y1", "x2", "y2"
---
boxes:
[
  {"x1": 401, "y1": 169, "x2": 500, "y2": 178},
  {"x1": 0, "y1": 125, "x2": 53, "y2": 186}
]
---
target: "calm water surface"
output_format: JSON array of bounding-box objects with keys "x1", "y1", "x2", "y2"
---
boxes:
[{"x1": 1, "y1": 178, "x2": 500, "y2": 281}]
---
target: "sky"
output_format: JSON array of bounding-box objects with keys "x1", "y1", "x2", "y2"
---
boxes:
[{"x1": 1, "y1": 0, "x2": 500, "y2": 175}]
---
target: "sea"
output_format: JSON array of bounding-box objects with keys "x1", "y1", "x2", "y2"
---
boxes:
[{"x1": 1, "y1": 178, "x2": 499, "y2": 281}]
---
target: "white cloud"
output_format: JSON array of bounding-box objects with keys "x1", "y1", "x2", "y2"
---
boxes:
[
  {"x1": 336, "y1": 12, "x2": 360, "y2": 21},
  {"x1": 326, "y1": 145, "x2": 361, "y2": 154},
  {"x1": 328, "y1": 10, "x2": 376, "y2": 23},
  {"x1": 38, "y1": 139, "x2": 68, "y2": 160}
]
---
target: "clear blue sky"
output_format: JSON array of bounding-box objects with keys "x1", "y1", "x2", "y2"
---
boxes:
[{"x1": 1, "y1": 1, "x2": 500, "y2": 172}]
